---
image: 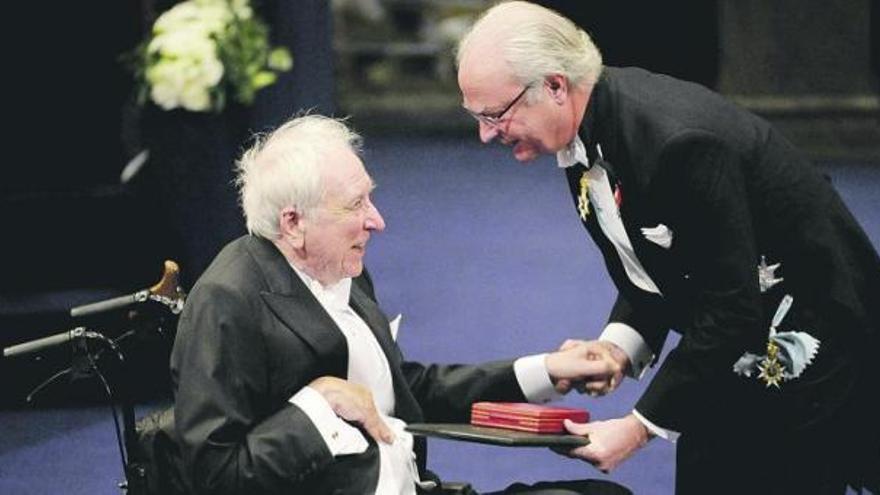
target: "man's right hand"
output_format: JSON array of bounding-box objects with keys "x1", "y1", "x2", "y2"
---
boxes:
[
  {"x1": 309, "y1": 376, "x2": 395, "y2": 444},
  {"x1": 549, "y1": 339, "x2": 629, "y2": 396}
]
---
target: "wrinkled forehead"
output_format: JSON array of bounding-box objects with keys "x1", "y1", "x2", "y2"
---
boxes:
[
  {"x1": 458, "y1": 44, "x2": 520, "y2": 109},
  {"x1": 320, "y1": 147, "x2": 372, "y2": 196}
]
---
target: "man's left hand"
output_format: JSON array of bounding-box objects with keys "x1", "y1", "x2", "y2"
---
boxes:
[{"x1": 556, "y1": 414, "x2": 652, "y2": 473}]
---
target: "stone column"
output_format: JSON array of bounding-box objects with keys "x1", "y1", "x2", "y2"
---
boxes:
[
  {"x1": 252, "y1": 0, "x2": 337, "y2": 130},
  {"x1": 718, "y1": 0, "x2": 879, "y2": 161}
]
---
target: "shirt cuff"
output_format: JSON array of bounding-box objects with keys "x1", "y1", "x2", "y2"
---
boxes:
[
  {"x1": 600, "y1": 322, "x2": 654, "y2": 379},
  {"x1": 289, "y1": 386, "x2": 369, "y2": 456},
  {"x1": 633, "y1": 408, "x2": 680, "y2": 443},
  {"x1": 514, "y1": 353, "x2": 562, "y2": 403}
]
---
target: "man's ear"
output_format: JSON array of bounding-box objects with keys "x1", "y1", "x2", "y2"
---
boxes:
[
  {"x1": 279, "y1": 206, "x2": 305, "y2": 249},
  {"x1": 545, "y1": 74, "x2": 568, "y2": 103}
]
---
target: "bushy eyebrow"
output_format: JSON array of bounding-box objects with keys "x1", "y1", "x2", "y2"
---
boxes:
[
  {"x1": 363, "y1": 174, "x2": 379, "y2": 194},
  {"x1": 461, "y1": 102, "x2": 502, "y2": 116},
  {"x1": 342, "y1": 179, "x2": 376, "y2": 207}
]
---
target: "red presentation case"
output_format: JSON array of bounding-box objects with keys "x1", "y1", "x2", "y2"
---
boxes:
[{"x1": 470, "y1": 402, "x2": 589, "y2": 433}]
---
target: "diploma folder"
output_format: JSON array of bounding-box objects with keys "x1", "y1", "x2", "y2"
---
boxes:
[
  {"x1": 405, "y1": 402, "x2": 590, "y2": 448},
  {"x1": 470, "y1": 402, "x2": 589, "y2": 433},
  {"x1": 404, "y1": 423, "x2": 589, "y2": 447}
]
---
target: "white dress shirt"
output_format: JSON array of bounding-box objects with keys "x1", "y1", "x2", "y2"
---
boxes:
[
  {"x1": 558, "y1": 136, "x2": 679, "y2": 441},
  {"x1": 288, "y1": 266, "x2": 562, "y2": 493}
]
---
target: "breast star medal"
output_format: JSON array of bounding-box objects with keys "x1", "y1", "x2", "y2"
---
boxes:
[
  {"x1": 757, "y1": 255, "x2": 783, "y2": 293},
  {"x1": 757, "y1": 340, "x2": 784, "y2": 388},
  {"x1": 577, "y1": 171, "x2": 590, "y2": 220}
]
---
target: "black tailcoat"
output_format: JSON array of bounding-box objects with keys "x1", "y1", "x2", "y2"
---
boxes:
[
  {"x1": 565, "y1": 67, "x2": 880, "y2": 492},
  {"x1": 170, "y1": 235, "x2": 525, "y2": 494}
]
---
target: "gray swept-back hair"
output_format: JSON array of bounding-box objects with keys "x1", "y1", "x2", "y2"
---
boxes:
[
  {"x1": 457, "y1": 1, "x2": 603, "y2": 90},
  {"x1": 235, "y1": 114, "x2": 363, "y2": 240}
]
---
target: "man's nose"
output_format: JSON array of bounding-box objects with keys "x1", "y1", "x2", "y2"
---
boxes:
[
  {"x1": 479, "y1": 121, "x2": 499, "y2": 143},
  {"x1": 365, "y1": 201, "x2": 385, "y2": 232}
]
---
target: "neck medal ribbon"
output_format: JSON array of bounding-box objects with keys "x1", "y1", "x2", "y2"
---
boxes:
[{"x1": 732, "y1": 295, "x2": 821, "y2": 388}]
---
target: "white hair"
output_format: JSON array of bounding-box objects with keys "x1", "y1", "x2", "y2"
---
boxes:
[
  {"x1": 457, "y1": 1, "x2": 603, "y2": 93},
  {"x1": 235, "y1": 114, "x2": 363, "y2": 240}
]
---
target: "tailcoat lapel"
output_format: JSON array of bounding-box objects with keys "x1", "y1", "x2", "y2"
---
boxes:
[
  {"x1": 575, "y1": 72, "x2": 680, "y2": 296},
  {"x1": 247, "y1": 236, "x2": 349, "y2": 379},
  {"x1": 349, "y1": 279, "x2": 428, "y2": 473},
  {"x1": 243, "y1": 236, "x2": 424, "y2": 423},
  {"x1": 349, "y1": 285, "x2": 424, "y2": 423},
  {"x1": 348, "y1": 285, "x2": 399, "y2": 370}
]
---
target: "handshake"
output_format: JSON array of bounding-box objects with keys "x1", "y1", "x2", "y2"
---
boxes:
[
  {"x1": 544, "y1": 339, "x2": 631, "y2": 397},
  {"x1": 309, "y1": 338, "x2": 646, "y2": 474},
  {"x1": 307, "y1": 339, "x2": 632, "y2": 447}
]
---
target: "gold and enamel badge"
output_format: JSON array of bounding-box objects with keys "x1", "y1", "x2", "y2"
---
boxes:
[
  {"x1": 577, "y1": 171, "x2": 590, "y2": 220},
  {"x1": 732, "y1": 294, "x2": 821, "y2": 389},
  {"x1": 757, "y1": 340, "x2": 784, "y2": 388}
]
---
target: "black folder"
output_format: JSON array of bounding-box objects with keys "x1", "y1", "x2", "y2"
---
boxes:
[{"x1": 405, "y1": 423, "x2": 589, "y2": 447}]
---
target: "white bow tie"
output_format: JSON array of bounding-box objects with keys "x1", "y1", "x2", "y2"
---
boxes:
[{"x1": 557, "y1": 135, "x2": 590, "y2": 169}]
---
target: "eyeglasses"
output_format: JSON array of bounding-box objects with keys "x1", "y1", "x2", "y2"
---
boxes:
[{"x1": 466, "y1": 84, "x2": 532, "y2": 127}]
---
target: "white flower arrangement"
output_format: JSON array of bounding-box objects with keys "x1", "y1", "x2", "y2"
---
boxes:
[{"x1": 131, "y1": 0, "x2": 292, "y2": 112}]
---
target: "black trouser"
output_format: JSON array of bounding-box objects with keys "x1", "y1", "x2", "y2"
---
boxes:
[
  {"x1": 675, "y1": 422, "x2": 848, "y2": 495},
  {"x1": 422, "y1": 479, "x2": 631, "y2": 495},
  {"x1": 675, "y1": 341, "x2": 876, "y2": 495},
  {"x1": 492, "y1": 479, "x2": 632, "y2": 495}
]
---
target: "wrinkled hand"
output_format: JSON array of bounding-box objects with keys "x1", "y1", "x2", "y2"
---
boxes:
[
  {"x1": 550, "y1": 339, "x2": 628, "y2": 396},
  {"x1": 556, "y1": 414, "x2": 651, "y2": 473},
  {"x1": 309, "y1": 376, "x2": 395, "y2": 444}
]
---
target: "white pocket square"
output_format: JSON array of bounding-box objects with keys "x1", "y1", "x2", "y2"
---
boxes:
[
  {"x1": 641, "y1": 224, "x2": 673, "y2": 249},
  {"x1": 389, "y1": 314, "x2": 403, "y2": 341}
]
